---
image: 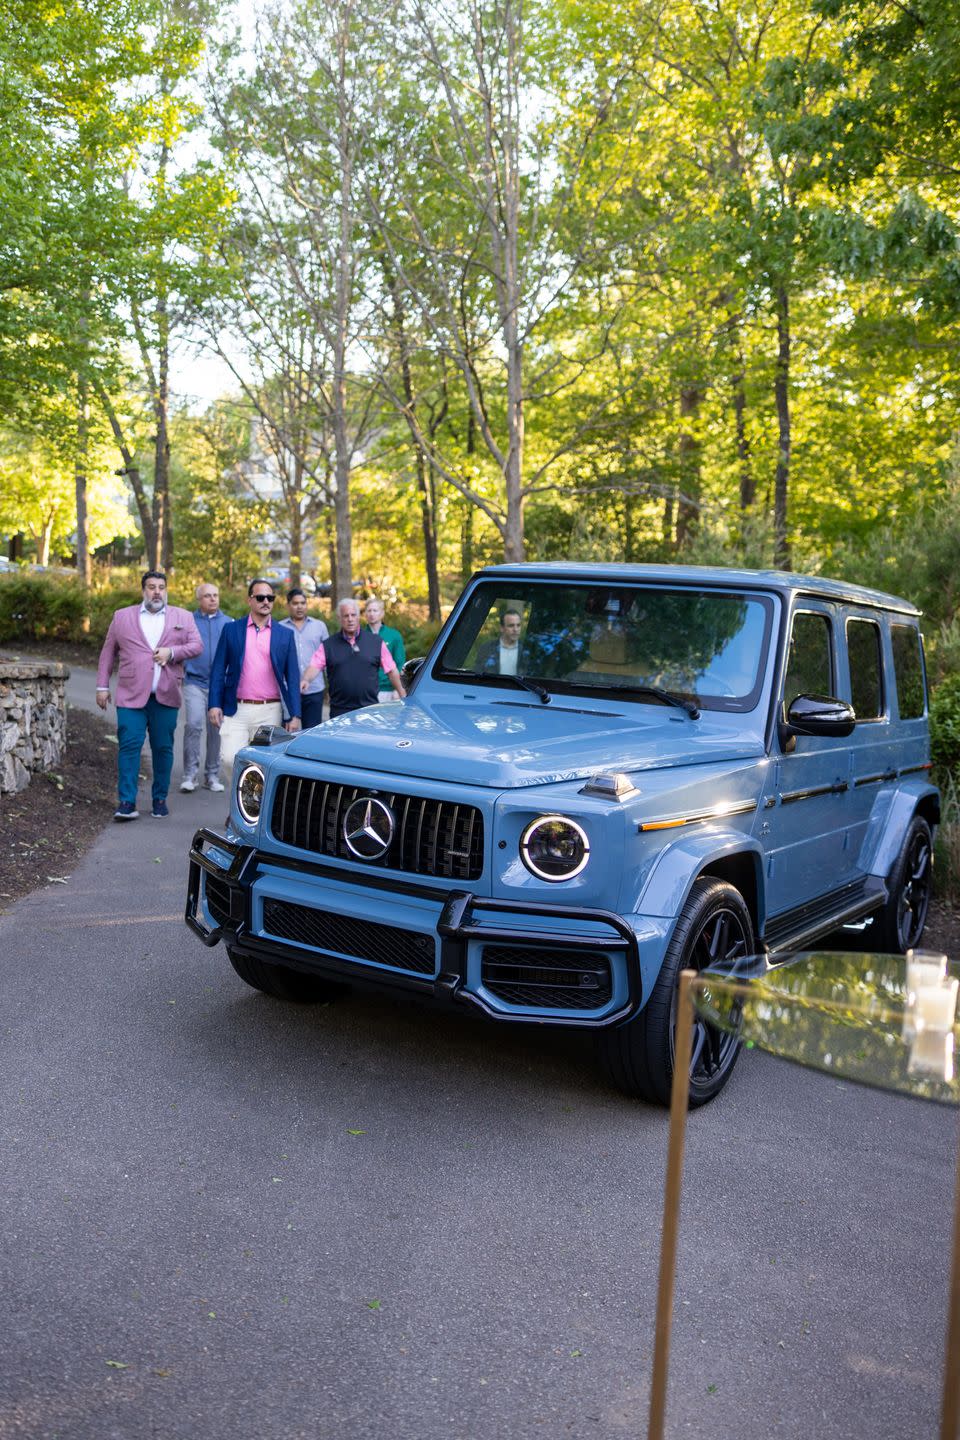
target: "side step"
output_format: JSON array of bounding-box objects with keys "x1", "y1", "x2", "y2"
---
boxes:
[{"x1": 763, "y1": 876, "x2": 886, "y2": 956}]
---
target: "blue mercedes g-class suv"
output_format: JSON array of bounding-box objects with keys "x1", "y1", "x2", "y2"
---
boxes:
[{"x1": 186, "y1": 564, "x2": 938, "y2": 1106}]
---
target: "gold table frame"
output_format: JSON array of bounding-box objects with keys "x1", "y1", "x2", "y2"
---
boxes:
[{"x1": 648, "y1": 965, "x2": 960, "y2": 1440}]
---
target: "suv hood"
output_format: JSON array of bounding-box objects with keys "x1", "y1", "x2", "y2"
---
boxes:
[{"x1": 282, "y1": 697, "x2": 765, "y2": 787}]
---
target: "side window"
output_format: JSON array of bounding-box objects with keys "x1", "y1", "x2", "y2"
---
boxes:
[
  {"x1": 784, "y1": 611, "x2": 833, "y2": 701},
  {"x1": 846, "y1": 618, "x2": 884, "y2": 720},
  {"x1": 891, "y1": 623, "x2": 927, "y2": 719}
]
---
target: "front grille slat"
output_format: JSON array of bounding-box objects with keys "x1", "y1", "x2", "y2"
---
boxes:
[
  {"x1": 427, "y1": 801, "x2": 441, "y2": 874},
  {"x1": 281, "y1": 775, "x2": 292, "y2": 839},
  {"x1": 303, "y1": 775, "x2": 316, "y2": 848},
  {"x1": 270, "y1": 780, "x2": 484, "y2": 880}
]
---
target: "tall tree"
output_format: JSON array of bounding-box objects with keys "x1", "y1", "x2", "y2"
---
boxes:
[
  {"x1": 209, "y1": 0, "x2": 388, "y2": 593},
  {"x1": 359, "y1": 0, "x2": 644, "y2": 561}
]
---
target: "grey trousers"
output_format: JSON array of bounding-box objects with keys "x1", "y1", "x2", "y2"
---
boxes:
[{"x1": 182, "y1": 682, "x2": 221, "y2": 782}]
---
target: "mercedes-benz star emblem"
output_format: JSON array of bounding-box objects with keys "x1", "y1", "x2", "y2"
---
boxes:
[{"x1": 342, "y1": 797, "x2": 396, "y2": 860}]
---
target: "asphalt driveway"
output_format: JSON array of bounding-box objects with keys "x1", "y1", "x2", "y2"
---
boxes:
[{"x1": 1, "y1": 676, "x2": 957, "y2": 1438}]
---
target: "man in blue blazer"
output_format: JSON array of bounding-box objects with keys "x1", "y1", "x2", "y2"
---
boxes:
[{"x1": 208, "y1": 579, "x2": 302, "y2": 776}]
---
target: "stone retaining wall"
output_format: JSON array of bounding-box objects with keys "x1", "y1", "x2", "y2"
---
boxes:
[{"x1": 0, "y1": 659, "x2": 69, "y2": 794}]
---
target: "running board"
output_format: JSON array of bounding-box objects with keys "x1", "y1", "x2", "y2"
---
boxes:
[{"x1": 763, "y1": 877, "x2": 886, "y2": 956}]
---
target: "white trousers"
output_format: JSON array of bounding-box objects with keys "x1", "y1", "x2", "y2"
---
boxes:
[{"x1": 220, "y1": 701, "x2": 284, "y2": 771}]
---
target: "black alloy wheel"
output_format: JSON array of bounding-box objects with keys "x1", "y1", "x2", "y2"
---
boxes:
[
  {"x1": 597, "y1": 877, "x2": 755, "y2": 1107},
  {"x1": 876, "y1": 815, "x2": 933, "y2": 954},
  {"x1": 670, "y1": 904, "x2": 749, "y2": 1097}
]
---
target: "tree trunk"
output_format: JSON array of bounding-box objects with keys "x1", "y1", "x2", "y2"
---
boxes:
[
  {"x1": 388, "y1": 271, "x2": 441, "y2": 621},
  {"x1": 328, "y1": 528, "x2": 338, "y2": 605},
  {"x1": 462, "y1": 405, "x2": 478, "y2": 581},
  {"x1": 675, "y1": 384, "x2": 701, "y2": 548},
  {"x1": 289, "y1": 472, "x2": 303, "y2": 588},
  {"x1": 623, "y1": 491, "x2": 637, "y2": 562},
  {"x1": 477, "y1": 0, "x2": 524, "y2": 564},
  {"x1": 154, "y1": 280, "x2": 173, "y2": 572},
  {"x1": 773, "y1": 285, "x2": 791, "y2": 568},
  {"x1": 75, "y1": 371, "x2": 92, "y2": 586},
  {"x1": 732, "y1": 357, "x2": 753, "y2": 511},
  {"x1": 94, "y1": 378, "x2": 157, "y2": 564},
  {"x1": 38, "y1": 515, "x2": 54, "y2": 567},
  {"x1": 331, "y1": 13, "x2": 354, "y2": 602},
  {"x1": 662, "y1": 489, "x2": 674, "y2": 548}
]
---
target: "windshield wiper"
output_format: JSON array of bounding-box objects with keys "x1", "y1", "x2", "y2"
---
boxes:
[
  {"x1": 453, "y1": 668, "x2": 552, "y2": 704},
  {"x1": 619, "y1": 684, "x2": 700, "y2": 719},
  {"x1": 501, "y1": 673, "x2": 552, "y2": 705}
]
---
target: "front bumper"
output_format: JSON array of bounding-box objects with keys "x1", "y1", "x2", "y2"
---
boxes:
[{"x1": 185, "y1": 827, "x2": 644, "y2": 1028}]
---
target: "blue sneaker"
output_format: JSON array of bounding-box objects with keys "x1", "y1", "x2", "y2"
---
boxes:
[
  {"x1": 151, "y1": 800, "x2": 169, "y2": 818},
  {"x1": 114, "y1": 801, "x2": 139, "y2": 821}
]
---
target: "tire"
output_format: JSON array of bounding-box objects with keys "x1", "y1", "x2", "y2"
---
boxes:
[
  {"x1": 227, "y1": 946, "x2": 348, "y2": 1004},
  {"x1": 874, "y1": 815, "x2": 933, "y2": 953},
  {"x1": 597, "y1": 877, "x2": 755, "y2": 1107}
]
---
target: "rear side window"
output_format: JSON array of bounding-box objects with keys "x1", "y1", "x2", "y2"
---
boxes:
[
  {"x1": 891, "y1": 624, "x2": 927, "y2": 719},
  {"x1": 784, "y1": 611, "x2": 833, "y2": 700},
  {"x1": 846, "y1": 618, "x2": 884, "y2": 720}
]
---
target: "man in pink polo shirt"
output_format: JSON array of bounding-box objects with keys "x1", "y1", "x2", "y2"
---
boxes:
[
  {"x1": 301, "y1": 596, "x2": 406, "y2": 718},
  {"x1": 207, "y1": 579, "x2": 302, "y2": 774}
]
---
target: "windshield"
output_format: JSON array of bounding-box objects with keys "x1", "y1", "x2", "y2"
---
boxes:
[{"x1": 434, "y1": 580, "x2": 774, "y2": 712}]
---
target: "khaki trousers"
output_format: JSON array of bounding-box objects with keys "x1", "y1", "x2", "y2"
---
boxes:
[{"x1": 220, "y1": 701, "x2": 283, "y2": 772}]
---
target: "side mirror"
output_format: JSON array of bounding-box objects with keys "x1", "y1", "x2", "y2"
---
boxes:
[
  {"x1": 401, "y1": 657, "x2": 425, "y2": 687},
  {"x1": 780, "y1": 693, "x2": 856, "y2": 748}
]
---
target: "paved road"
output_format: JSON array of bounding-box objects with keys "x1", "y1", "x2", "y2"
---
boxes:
[{"x1": 2, "y1": 669, "x2": 958, "y2": 1438}]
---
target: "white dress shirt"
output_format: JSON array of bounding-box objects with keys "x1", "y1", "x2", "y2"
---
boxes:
[{"x1": 139, "y1": 603, "x2": 166, "y2": 693}]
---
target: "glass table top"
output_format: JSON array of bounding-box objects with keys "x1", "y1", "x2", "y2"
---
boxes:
[{"x1": 695, "y1": 950, "x2": 960, "y2": 1106}]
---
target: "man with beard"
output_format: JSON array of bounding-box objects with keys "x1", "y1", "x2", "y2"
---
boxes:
[{"x1": 96, "y1": 570, "x2": 202, "y2": 820}]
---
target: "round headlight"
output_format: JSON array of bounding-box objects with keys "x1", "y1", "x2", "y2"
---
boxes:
[
  {"x1": 520, "y1": 815, "x2": 590, "y2": 881},
  {"x1": 236, "y1": 764, "x2": 265, "y2": 824}
]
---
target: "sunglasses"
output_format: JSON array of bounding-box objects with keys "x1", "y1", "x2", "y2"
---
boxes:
[{"x1": 252, "y1": 593, "x2": 276, "y2": 603}]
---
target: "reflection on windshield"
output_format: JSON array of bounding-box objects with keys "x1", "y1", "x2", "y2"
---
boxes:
[{"x1": 436, "y1": 582, "x2": 773, "y2": 712}]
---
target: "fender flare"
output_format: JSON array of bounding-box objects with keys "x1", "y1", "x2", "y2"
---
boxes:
[
  {"x1": 861, "y1": 779, "x2": 940, "y2": 879},
  {"x1": 634, "y1": 829, "x2": 766, "y2": 932}
]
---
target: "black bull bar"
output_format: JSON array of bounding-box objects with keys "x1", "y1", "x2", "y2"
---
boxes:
[{"x1": 185, "y1": 827, "x2": 644, "y2": 1027}]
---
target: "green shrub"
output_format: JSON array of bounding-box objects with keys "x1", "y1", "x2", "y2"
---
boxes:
[
  {"x1": 930, "y1": 674, "x2": 960, "y2": 778},
  {"x1": 0, "y1": 572, "x2": 225, "y2": 649},
  {"x1": 397, "y1": 613, "x2": 446, "y2": 659},
  {"x1": 935, "y1": 772, "x2": 960, "y2": 908},
  {"x1": 0, "y1": 574, "x2": 87, "y2": 643}
]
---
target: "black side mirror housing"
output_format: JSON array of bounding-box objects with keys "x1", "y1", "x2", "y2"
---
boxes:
[
  {"x1": 779, "y1": 693, "x2": 857, "y2": 749},
  {"x1": 401, "y1": 657, "x2": 425, "y2": 687}
]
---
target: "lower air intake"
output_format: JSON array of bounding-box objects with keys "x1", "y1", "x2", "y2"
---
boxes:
[
  {"x1": 262, "y1": 898, "x2": 436, "y2": 976},
  {"x1": 481, "y1": 945, "x2": 613, "y2": 1010}
]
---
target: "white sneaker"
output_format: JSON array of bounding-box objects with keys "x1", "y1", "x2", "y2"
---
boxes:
[
  {"x1": 205, "y1": 778, "x2": 225, "y2": 793},
  {"x1": 180, "y1": 777, "x2": 198, "y2": 792}
]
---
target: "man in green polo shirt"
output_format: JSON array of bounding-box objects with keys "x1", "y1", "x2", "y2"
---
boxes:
[{"x1": 363, "y1": 597, "x2": 406, "y2": 703}]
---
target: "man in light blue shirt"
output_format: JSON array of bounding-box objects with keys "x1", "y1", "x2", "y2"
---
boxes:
[
  {"x1": 180, "y1": 581, "x2": 231, "y2": 792},
  {"x1": 280, "y1": 588, "x2": 329, "y2": 728}
]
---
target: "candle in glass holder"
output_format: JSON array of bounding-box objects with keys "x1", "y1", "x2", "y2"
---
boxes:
[
  {"x1": 909, "y1": 1027, "x2": 955, "y2": 1082},
  {"x1": 914, "y1": 977, "x2": 960, "y2": 1032},
  {"x1": 906, "y1": 950, "x2": 948, "y2": 998}
]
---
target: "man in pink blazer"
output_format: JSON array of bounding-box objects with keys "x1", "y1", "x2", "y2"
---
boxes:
[{"x1": 96, "y1": 571, "x2": 202, "y2": 820}]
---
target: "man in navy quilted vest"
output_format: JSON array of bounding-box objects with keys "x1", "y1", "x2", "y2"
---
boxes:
[{"x1": 300, "y1": 597, "x2": 406, "y2": 718}]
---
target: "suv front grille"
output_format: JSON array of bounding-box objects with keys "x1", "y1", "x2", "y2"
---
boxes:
[
  {"x1": 270, "y1": 777, "x2": 484, "y2": 880},
  {"x1": 263, "y1": 898, "x2": 436, "y2": 975},
  {"x1": 481, "y1": 945, "x2": 613, "y2": 1010}
]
